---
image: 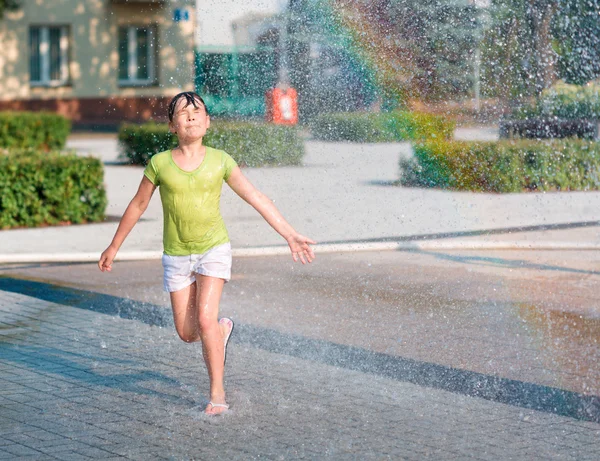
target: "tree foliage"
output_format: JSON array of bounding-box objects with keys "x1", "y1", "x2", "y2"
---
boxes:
[
  {"x1": 554, "y1": 0, "x2": 600, "y2": 85},
  {"x1": 481, "y1": 0, "x2": 558, "y2": 103},
  {"x1": 0, "y1": 0, "x2": 20, "y2": 19},
  {"x1": 380, "y1": 0, "x2": 482, "y2": 100},
  {"x1": 288, "y1": 0, "x2": 482, "y2": 115},
  {"x1": 482, "y1": 0, "x2": 600, "y2": 103}
]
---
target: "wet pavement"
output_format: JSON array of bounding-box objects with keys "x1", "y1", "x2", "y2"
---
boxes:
[
  {"x1": 1, "y1": 249, "x2": 599, "y2": 459},
  {"x1": 3, "y1": 136, "x2": 600, "y2": 258}
]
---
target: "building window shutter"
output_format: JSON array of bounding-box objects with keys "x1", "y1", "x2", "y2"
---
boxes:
[
  {"x1": 30, "y1": 28, "x2": 41, "y2": 82},
  {"x1": 118, "y1": 28, "x2": 129, "y2": 80},
  {"x1": 49, "y1": 27, "x2": 61, "y2": 81},
  {"x1": 136, "y1": 27, "x2": 149, "y2": 80}
]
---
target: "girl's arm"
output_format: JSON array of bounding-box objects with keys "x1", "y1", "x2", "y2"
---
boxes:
[
  {"x1": 226, "y1": 167, "x2": 316, "y2": 264},
  {"x1": 98, "y1": 176, "x2": 157, "y2": 272}
]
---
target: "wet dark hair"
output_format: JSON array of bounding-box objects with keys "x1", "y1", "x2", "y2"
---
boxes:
[{"x1": 168, "y1": 91, "x2": 209, "y2": 122}]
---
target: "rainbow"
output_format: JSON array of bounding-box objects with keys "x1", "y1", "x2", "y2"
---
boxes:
[{"x1": 297, "y1": 0, "x2": 414, "y2": 108}]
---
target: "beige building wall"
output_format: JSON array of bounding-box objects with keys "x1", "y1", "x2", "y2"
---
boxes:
[{"x1": 0, "y1": 0, "x2": 195, "y2": 124}]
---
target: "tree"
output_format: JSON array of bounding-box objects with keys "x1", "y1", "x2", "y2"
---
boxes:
[
  {"x1": 0, "y1": 0, "x2": 20, "y2": 19},
  {"x1": 482, "y1": 0, "x2": 600, "y2": 106},
  {"x1": 554, "y1": 0, "x2": 600, "y2": 85},
  {"x1": 482, "y1": 0, "x2": 559, "y2": 104},
  {"x1": 287, "y1": 0, "x2": 482, "y2": 117},
  {"x1": 531, "y1": 0, "x2": 559, "y2": 93},
  {"x1": 381, "y1": 0, "x2": 482, "y2": 101}
]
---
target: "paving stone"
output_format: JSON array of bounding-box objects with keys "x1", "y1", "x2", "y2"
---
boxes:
[
  {"x1": 0, "y1": 448, "x2": 19, "y2": 459},
  {"x1": 35, "y1": 442, "x2": 93, "y2": 454},
  {"x1": 1, "y1": 443, "x2": 44, "y2": 457},
  {"x1": 2, "y1": 289, "x2": 600, "y2": 460},
  {"x1": 48, "y1": 453, "x2": 93, "y2": 461}
]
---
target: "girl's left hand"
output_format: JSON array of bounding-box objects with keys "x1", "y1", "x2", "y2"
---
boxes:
[{"x1": 287, "y1": 233, "x2": 317, "y2": 264}]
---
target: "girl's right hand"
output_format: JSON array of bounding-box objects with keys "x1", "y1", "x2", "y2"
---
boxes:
[
  {"x1": 98, "y1": 246, "x2": 117, "y2": 272},
  {"x1": 287, "y1": 233, "x2": 317, "y2": 264}
]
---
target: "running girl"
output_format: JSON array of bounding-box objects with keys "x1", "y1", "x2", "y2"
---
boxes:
[{"x1": 98, "y1": 92, "x2": 315, "y2": 415}]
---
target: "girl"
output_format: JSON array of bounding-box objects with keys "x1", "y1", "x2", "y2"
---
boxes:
[{"x1": 98, "y1": 92, "x2": 316, "y2": 415}]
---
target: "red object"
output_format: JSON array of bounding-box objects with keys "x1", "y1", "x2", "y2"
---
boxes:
[{"x1": 266, "y1": 88, "x2": 298, "y2": 125}]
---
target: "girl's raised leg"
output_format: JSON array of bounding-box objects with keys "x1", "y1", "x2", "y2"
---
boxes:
[{"x1": 170, "y1": 282, "x2": 201, "y2": 343}]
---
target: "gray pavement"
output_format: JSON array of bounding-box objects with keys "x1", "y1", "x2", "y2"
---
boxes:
[
  {"x1": 1, "y1": 130, "x2": 599, "y2": 259},
  {"x1": 1, "y1": 250, "x2": 600, "y2": 460},
  {"x1": 1, "y1": 129, "x2": 600, "y2": 459}
]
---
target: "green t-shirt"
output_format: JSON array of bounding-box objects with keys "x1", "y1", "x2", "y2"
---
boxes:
[{"x1": 143, "y1": 147, "x2": 238, "y2": 256}]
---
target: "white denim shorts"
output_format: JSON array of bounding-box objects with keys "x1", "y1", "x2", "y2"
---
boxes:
[{"x1": 162, "y1": 242, "x2": 232, "y2": 292}]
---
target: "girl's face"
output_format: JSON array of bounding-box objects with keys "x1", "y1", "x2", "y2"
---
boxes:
[{"x1": 169, "y1": 98, "x2": 210, "y2": 140}]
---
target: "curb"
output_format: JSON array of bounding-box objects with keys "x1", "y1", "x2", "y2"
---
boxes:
[{"x1": 1, "y1": 240, "x2": 600, "y2": 264}]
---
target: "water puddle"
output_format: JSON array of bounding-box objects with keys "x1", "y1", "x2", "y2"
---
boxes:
[{"x1": 516, "y1": 303, "x2": 600, "y2": 395}]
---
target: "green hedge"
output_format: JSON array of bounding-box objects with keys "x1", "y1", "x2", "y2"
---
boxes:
[
  {"x1": 0, "y1": 111, "x2": 71, "y2": 150},
  {"x1": 309, "y1": 111, "x2": 455, "y2": 142},
  {"x1": 118, "y1": 123, "x2": 174, "y2": 165},
  {"x1": 400, "y1": 140, "x2": 600, "y2": 193},
  {"x1": 0, "y1": 150, "x2": 107, "y2": 229},
  {"x1": 516, "y1": 80, "x2": 600, "y2": 120},
  {"x1": 499, "y1": 118, "x2": 597, "y2": 139},
  {"x1": 118, "y1": 121, "x2": 305, "y2": 167}
]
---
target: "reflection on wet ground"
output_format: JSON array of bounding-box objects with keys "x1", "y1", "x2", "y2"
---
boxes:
[
  {"x1": 517, "y1": 304, "x2": 600, "y2": 394},
  {"x1": 1, "y1": 249, "x2": 598, "y2": 414},
  {"x1": 2, "y1": 276, "x2": 599, "y2": 423}
]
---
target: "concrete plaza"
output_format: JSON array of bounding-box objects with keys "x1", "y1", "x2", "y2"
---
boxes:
[{"x1": 1, "y1": 131, "x2": 599, "y2": 459}]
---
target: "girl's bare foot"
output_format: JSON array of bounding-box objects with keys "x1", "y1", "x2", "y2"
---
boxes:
[{"x1": 205, "y1": 399, "x2": 229, "y2": 415}]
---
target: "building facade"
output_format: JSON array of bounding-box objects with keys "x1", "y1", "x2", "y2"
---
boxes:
[
  {"x1": 195, "y1": 11, "x2": 281, "y2": 117},
  {"x1": 192, "y1": 0, "x2": 284, "y2": 118},
  {"x1": 0, "y1": 0, "x2": 196, "y2": 127}
]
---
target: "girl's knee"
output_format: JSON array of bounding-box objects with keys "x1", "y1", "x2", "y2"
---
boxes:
[
  {"x1": 198, "y1": 315, "x2": 216, "y2": 333},
  {"x1": 175, "y1": 327, "x2": 199, "y2": 343}
]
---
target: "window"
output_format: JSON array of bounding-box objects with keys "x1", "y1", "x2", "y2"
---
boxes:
[
  {"x1": 118, "y1": 26, "x2": 157, "y2": 85},
  {"x1": 29, "y1": 26, "x2": 69, "y2": 86}
]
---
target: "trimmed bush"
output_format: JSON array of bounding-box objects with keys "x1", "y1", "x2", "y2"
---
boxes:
[
  {"x1": 118, "y1": 121, "x2": 305, "y2": 167},
  {"x1": 515, "y1": 80, "x2": 600, "y2": 120},
  {"x1": 0, "y1": 111, "x2": 71, "y2": 150},
  {"x1": 0, "y1": 150, "x2": 107, "y2": 229},
  {"x1": 205, "y1": 121, "x2": 304, "y2": 167},
  {"x1": 539, "y1": 80, "x2": 600, "y2": 120},
  {"x1": 499, "y1": 118, "x2": 598, "y2": 139},
  {"x1": 309, "y1": 113, "x2": 386, "y2": 142},
  {"x1": 400, "y1": 140, "x2": 600, "y2": 193},
  {"x1": 118, "y1": 122, "x2": 176, "y2": 165},
  {"x1": 309, "y1": 111, "x2": 454, "y2": 142}
]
